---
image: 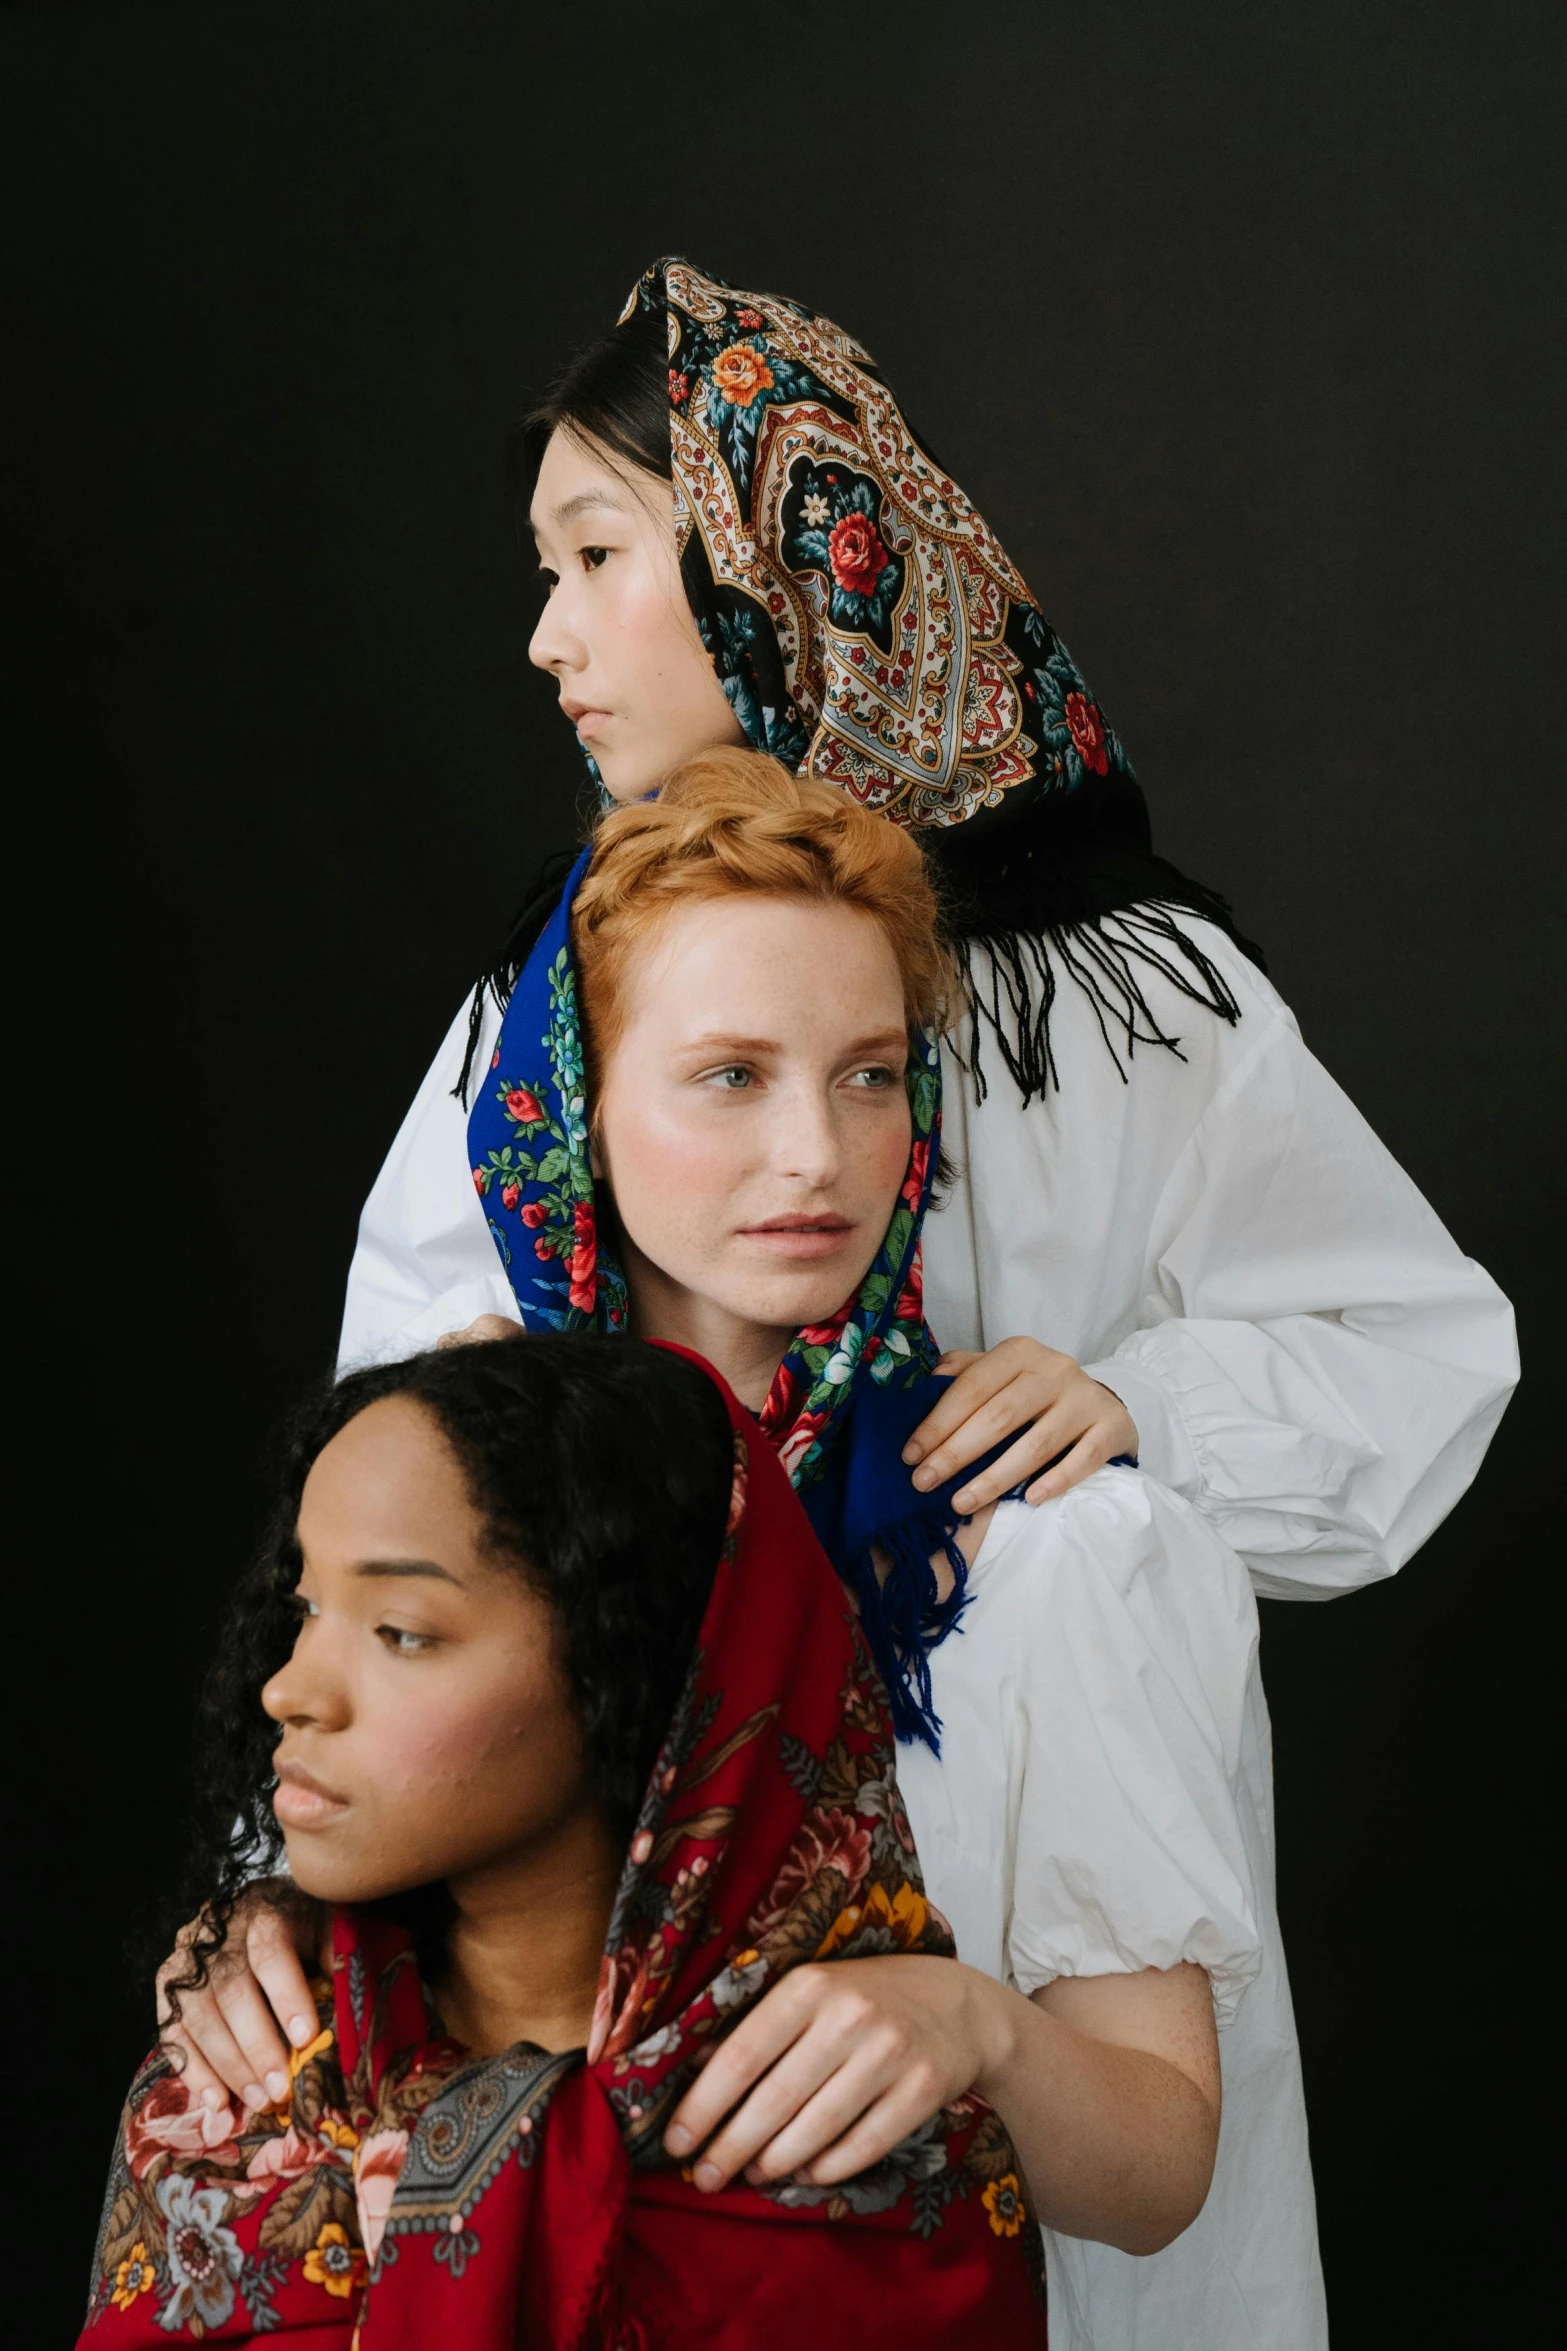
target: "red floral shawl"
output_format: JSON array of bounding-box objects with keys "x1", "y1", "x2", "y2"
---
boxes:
[{"x1": 83, "y1": 1357, "x2": 1042, "y2": 2349}]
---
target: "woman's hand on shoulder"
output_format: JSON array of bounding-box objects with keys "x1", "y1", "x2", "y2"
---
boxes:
[
  {"x1": 156, "y1": 1884, "x2": 326, "y2": 2119},
  {"x1": 904, "y1": 1337, "x2": 1138, "y2": 1511},
  {"x1": 662, "y1": 1954, "x2": 1008, "y2": 2192}
]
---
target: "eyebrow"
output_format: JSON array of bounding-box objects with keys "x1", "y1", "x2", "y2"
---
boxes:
[
  {"x1": 680, "y1": 1029, "x2": 910, "y2": 1057},
  {"x1": 352, "y1": 1558, "x2": 466, "y2": 1588},
  {"x1": 537, "y1": 486, "x2": 633, "y2": 531}
]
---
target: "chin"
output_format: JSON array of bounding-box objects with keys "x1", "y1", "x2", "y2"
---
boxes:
[{"x1": 283, "y1": 1838, "x2": 404, "y2": 1909}]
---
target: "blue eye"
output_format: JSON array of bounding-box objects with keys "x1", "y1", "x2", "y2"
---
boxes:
[{"x1": 848, "y1": 1065, "x2": 897, "y2": 1089}]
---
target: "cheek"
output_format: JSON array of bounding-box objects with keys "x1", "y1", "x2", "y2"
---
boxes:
[
  {"x1": 365, "y1": 1677, "x2": 542, "y2": 1796},
  {"x1": 603, "y1": 1095, "x2": 747, "y2": 1260},
  {"x1": 866, "y1": 1108, "x2": 913, "y2": 1214}
]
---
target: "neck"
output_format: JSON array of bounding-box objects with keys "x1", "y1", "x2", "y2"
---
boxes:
[
  {"x1": 619, "y1": 1237, "x2": 791, "y2": 1412},
  {"x1": 435, "y1": 1802, "x2": 621, "y2": 2058}
]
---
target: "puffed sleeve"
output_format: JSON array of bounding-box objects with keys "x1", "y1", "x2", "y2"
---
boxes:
[
  {"x1": 1002, "y1": 1472, "x2": 1264, "y2": 2023},
  {"x1": 337, "y1": 992, "x2": 522, "y2": 1370},
  {"x1": 1082, "y1": 992, "x2": 1518, "y2": 1601}
]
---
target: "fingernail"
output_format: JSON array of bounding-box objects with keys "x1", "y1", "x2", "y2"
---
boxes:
[
  {"x1": 663, "y1": 2125, "x2": 692, "y2": 2156},
  {"x1": 902, "y1": 1442, "x2": 921, "y2": 1464},
  {"x1": 287, "y1": 2014, "x2": 314, "y2": 2047},
  {"x1": 242, "y1": 2083, "x2": 267, "y2": 2111},
  {"x1": 911, "y1": 1465, "x2": 935, "y2": 1491},
  {"x1": 694, "y1": 2161, "x2": 721, "y2": 2193},
  {"x1": 265, "y1": 2070, "x2": 289, "y2": 2101},
  {"x1": 953, "y1": 1489, "x2": 975, "y2": 1513}
]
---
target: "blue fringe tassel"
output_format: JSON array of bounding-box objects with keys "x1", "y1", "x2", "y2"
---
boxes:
[{"x1": 846, "y1": 1510, "x2": 973, "y2": 1755}]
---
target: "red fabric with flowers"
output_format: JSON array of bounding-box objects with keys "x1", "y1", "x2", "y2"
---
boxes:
[{"x1": 82, "y1": 1357, "x2": 1041, "y2": 2348}]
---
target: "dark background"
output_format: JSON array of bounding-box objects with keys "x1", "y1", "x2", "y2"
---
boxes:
[{"x1": 7, "y1": 0, "x2": 1561, "y2": 2337}]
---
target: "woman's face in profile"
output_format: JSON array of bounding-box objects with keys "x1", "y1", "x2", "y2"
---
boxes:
[
  {"x1": 528, "y1": 428, "x2": 745, "y2": 801},
  {"x1": 594, "y1": 892, "x2": 913, "y2": 1347},
  {"x1": 261, "y1": 1396, "x2": 596, "y2": 1906}
]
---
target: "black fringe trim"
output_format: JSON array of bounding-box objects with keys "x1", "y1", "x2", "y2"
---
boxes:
[{"x1": 956, "y1": 900, "x2": 1247, "y2": 1106}]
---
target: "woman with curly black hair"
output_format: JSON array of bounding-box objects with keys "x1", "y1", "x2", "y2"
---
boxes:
[{"x1": 82, "y1": 1334, "x2": 1045, "y2": 2346}]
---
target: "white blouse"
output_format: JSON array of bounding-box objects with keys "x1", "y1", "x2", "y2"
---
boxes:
[
  {"x1": 340, "y1": 912, "x2": 1517, "y2": 1607},
  {"x1": 337, "y1": 909, "x2": 1516, "y2": 2349},
  {"x1": 899, "y1": 1473, "x2": 1322, "y2": 2351}
]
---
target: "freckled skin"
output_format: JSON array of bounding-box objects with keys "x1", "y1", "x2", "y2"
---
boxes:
[
  {"x1": 528, "y1": 429, "x2": 745, "y2": 802},
  {"x1": 594, "y1": 894, "x2": 914, "y2": 1408}
]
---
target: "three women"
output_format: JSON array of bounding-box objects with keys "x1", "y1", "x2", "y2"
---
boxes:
[{"x1": 140, "y1": 260, "x2": 1515, "y2": 2348}]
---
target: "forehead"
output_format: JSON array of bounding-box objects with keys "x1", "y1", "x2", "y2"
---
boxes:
[
  {"x1": 529, "y1": 428, "x2": 640, "y2": 535},
  {"x1": 624, "y1": 893, "x2": 906, "y2": 1029},
  {"x1": 299, "y1": 1397, "x2": 477, "y2": 1555}
]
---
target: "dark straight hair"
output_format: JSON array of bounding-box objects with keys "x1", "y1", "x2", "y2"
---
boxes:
[{"x1": 509, "y1": 298, "x2": 672, "y2": 512}]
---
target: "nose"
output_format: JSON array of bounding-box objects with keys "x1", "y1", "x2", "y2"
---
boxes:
[
  {"x1": 774, "y1": 1078, "x2": 846, "y2": 1191},
  {"x1": 528, "y1": 581, "x2": 585, "y2": 679},
  {"x1": 262, "y1": 1620, "x2": 349, "y2": 1733}
]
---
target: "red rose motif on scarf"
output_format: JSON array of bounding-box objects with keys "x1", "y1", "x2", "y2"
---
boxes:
[
  {"x1": 568, "y1": 1200, "x2": 597, "y2": 1312},
  {"x1": 126, "y1": 2075, "x2": 243, "y2": 2181},
  {"x1": 500, "y1": 1180, "x2": 521, "y2": 1212},
  {"x1": 828, "y1": 511, "x2": 889, "y2": 598},
  {"x1": 750, "y1": 1808, "x2": 875, "y2": 1938},
  {"x1": 520, "y1": 1199, "x2": 547, "y2": 1228},
  {"x1": 1063, "y1": 691, "x2": 1110, "y2": 777},
  {"x1": 471, "y1": 1166, "x2": 486, "y2": 1195},
  {"x1": 504, "y1": 1086, "x2": 545, "y2": 1125},
  {"x1": 900, "y1": 1136, "x2": 930, "y2": 1213}
]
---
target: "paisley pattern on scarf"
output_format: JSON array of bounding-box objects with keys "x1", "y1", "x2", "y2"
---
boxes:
[
  {"x1": 82, "y1": 1385, "x2": 1043, "y2": 2348},
  {"x1": 624, "y1": 255, "x2": 1136, "y2": 835}
]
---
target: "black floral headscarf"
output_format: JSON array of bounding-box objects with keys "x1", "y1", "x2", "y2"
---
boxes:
[{"x1": 623, "y1": 257, "x2": 1263, "y2": 1098}]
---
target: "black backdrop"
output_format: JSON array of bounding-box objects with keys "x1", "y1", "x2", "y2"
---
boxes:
[{"x1": 7, "y1": 2, "x2": 1561, "y2": 2338}]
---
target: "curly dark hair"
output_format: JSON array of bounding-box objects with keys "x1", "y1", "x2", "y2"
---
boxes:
[{"x1": 161, "y1": 1334, "x2": 734, "y2": 2013}]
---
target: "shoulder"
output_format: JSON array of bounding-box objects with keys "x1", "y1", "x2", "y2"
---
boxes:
[
  {"x1": 957, "y1": 907, "x2": 1299, "y2": 1119},
  {"x1": 85, "y1": 2027, "x2": 363, "y2": 2338},
  {"x1": 974, "y1": 1468, "x2": 1258, "y2": 1657}
]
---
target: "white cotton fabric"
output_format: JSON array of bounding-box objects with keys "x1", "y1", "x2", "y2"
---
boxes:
[
  {"x1": 336, "y1": 908, "x2": 1516, "y2": 2351},
  {"x1": 923, "y1": 918, "x2": 1518, "y2": 1603},
  {"x1": 895, "y1": 1475, "x2": 1322, "y2": 2351}
]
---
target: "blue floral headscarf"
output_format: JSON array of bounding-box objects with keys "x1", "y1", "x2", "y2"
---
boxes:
[{"x1": 469, "y1": 848, "x2": 1007, "y2": 1749}]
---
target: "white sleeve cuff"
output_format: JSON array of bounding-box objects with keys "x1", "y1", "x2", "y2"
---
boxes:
[{"x1": 1082, "y1": 1353, "x2": 1201, "y2": 1500}]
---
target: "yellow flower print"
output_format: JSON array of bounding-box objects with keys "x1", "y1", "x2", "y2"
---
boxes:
[
  {"x1": 814, "y1": 1877, "x2": 932, "y2": 1957},
  {"x1": 711, "y1": 342, "x2": 775, "y2": 408},
  {"x1": 982, "y1": 2172, "x2": 1025, "y2": 2237},
  {"x1": 318, "y1": 2114, "x2": 360, "y2": 2152},
  {"x1": 111, "y1": 2242, "x2": 156, "y2": 2310},
  {"x1": 303, "y1": 2220, "x2": 367, "y2": 2299},
  {"x1": 266, "y1": 2024, "x2": 336, "y2": 2124}
]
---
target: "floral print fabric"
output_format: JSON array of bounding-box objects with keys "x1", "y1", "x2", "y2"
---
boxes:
[
  {"x1": 627, "y1": 255, "x2": 1138, "y2": 839},
  {"x1": 467, "y1": 852, "x2": 943, "y2": 1484},
  {"x1": 82, "y1": 1371, "x2": 1042, "y2": 2348}
]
